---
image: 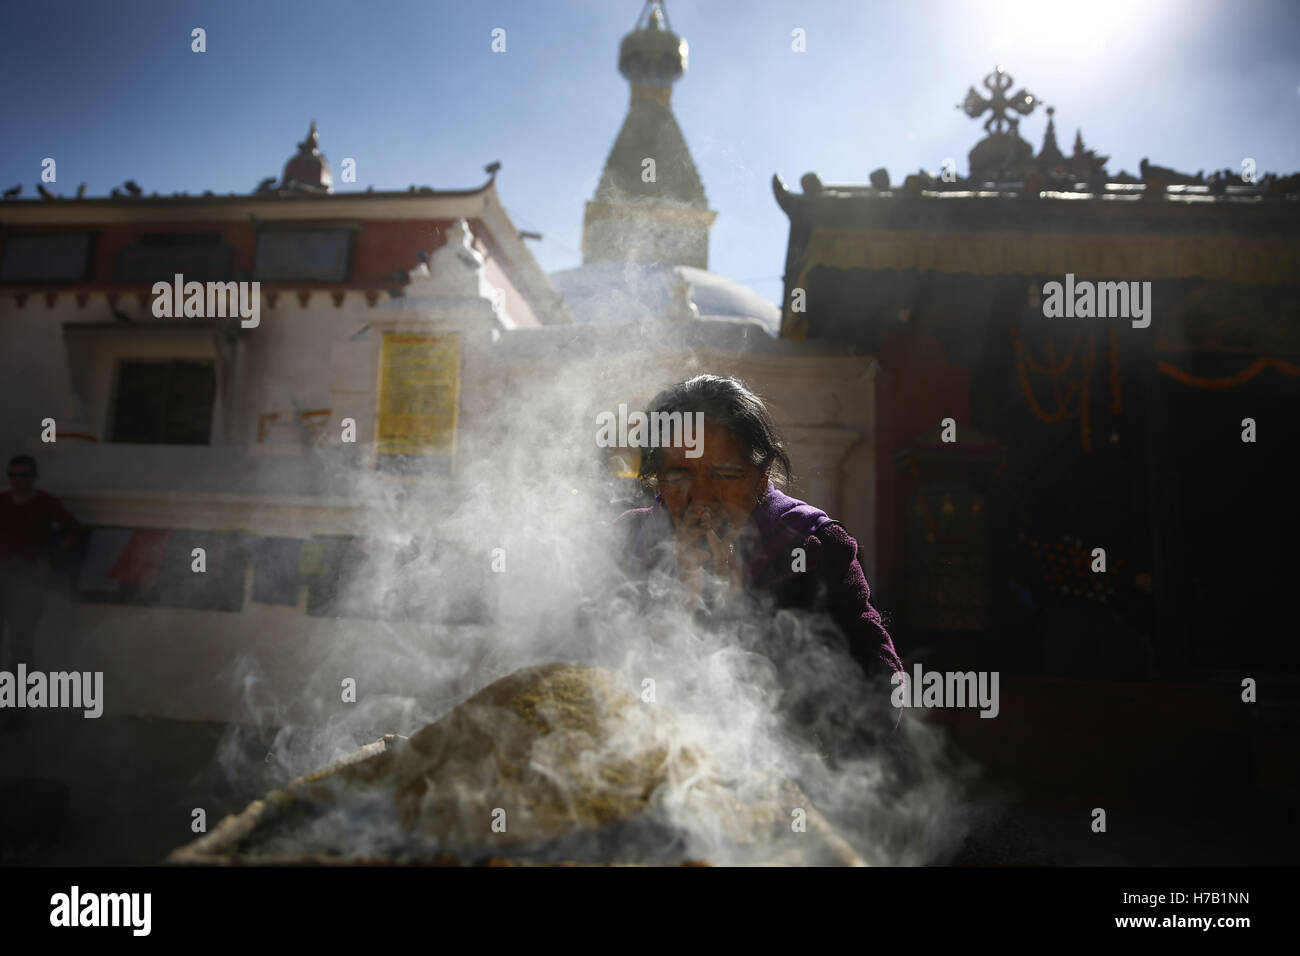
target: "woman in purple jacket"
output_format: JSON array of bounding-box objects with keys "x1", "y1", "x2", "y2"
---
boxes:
[
  {"x1": 615, "y1": 378, "x2": 1065, "y2": 862},
  {"x1": 615, "y1": 375, "x2": 903, "y2": 727}
]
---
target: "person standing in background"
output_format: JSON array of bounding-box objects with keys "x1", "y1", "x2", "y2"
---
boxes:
[{"x1": 0, "y1": 455, "x2": 84, "y2": 711}]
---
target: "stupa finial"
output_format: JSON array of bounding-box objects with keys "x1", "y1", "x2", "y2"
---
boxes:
[{"x1": 619, "y1": 1, "x2": 687, "y2": 98}]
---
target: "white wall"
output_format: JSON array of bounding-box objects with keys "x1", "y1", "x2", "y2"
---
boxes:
[{"x1": 3, "y1": 293, "x2": 880, "y2": 726}]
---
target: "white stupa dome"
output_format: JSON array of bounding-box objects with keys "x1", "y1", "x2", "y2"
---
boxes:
[{"x1": 550, "y1": 262, "x2": 780, "y2": 336}]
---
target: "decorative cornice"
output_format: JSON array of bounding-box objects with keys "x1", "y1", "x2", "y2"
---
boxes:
[
  {"x1": 798, "y1": 228, "x2": 1300, "y2": 284},
  {"x1": 0, "y1": 190, "x2": 496, "y2": 224}
]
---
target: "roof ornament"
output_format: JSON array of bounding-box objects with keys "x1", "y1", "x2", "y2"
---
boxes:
[
  {"x1": 400, "y1": 218, "x2": 495, "y2": 301},
  {"x1": 959, "y1": 66, "x2": 1039, "y2": 182},
  {"x1": 620, "y1": 1, "x2": 687, "y2": 91},
  {"x1": 442, "y1": 219, "x2": 485, "y2": 271},
  {"x1": 296, "y1": 121, "x2": 322, "y2": 159},
  {"x1": 1038, "y1": 106, "x2": 1063, "y2": 163},
  {"x1": 276, "y1": 120, "x2": 332, "y2": 194},
  {"x1": 959, "y1": 65, "x2": 1038, "y2": 137},
  {"x1": 637, "y1": 0, "x2": 673, "y2": 33}
]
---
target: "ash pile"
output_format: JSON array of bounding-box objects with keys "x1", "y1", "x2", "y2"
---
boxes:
[{"x1": 170, "y1": 664, "x2": 865, "y2": 866}]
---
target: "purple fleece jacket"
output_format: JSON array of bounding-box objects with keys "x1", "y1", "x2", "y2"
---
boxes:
[{"x1": 616, "y1": 484, "x2": 904, "y2": 692}]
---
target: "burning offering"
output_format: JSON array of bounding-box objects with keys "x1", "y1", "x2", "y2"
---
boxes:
[{"x1": 170, "y1": 664, "x2": 864, "y2": 866}]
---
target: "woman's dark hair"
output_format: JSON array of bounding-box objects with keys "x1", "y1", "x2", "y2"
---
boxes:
[{"x1": 637, "y1": 375, "x2": 792, "y2": 487}]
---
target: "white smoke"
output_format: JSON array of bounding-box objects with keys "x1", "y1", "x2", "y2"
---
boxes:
[{"x1": 204, "y1": 333, "x2": 977, "y2": 865}]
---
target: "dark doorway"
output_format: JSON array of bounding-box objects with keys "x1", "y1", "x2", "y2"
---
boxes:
[{"x1": 1164, "y1": 356, "x2": 1300, "y2": 672}]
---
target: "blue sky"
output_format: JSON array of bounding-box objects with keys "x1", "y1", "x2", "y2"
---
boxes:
[{"x1": 2, "y1": 0, "x2": 1297, "y2": 306}]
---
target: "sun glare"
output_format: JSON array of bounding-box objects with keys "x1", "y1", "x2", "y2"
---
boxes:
[{"x1": 982, "y1": 0, "x2": 1165, "y2": 65}]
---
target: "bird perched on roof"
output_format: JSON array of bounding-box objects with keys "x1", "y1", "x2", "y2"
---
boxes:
[
  {"x1": 76, "y1": 183, "x2": 87, "y2": 198},
  {"x1": 3, "y1": 184, "x2": 21, "y2": 199},
  {"x1": 484, "y1": 161, "x2": 501, "y2": 176},
  {"x1": 256, "y1": 176, "x2": 276, "y2": 193},
  {"x1": 124, "y1": 180, "x2": 142, "y2": 197},
  {"x1": 36, "y1": 184, "x2": 55, "y2": 199}
]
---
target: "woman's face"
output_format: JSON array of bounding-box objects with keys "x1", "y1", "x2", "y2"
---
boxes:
[{"x1": 656, "y1": 421, "x2": 769, "y2": 538}]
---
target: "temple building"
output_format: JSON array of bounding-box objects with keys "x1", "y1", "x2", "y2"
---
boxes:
[
  {"x1": 0, "y1": 121, "x2": 573, "y2": 464},
  {"x1": 0, "y1": 3, "x2": 876, "y2": 731},
  {"x1": 773, "y1": 64, "x2": 1300, "y2": 814},
  {"x1": 0, "y1": 120, "x2": 585, "y2": 720},
  {"x1": 3, "y1": 9, "x2": 1296, "y2": 865}
]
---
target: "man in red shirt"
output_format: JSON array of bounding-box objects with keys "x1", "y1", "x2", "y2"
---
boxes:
[{"x1": 0, "y1": 455, "x2": 83, "y2": 680}]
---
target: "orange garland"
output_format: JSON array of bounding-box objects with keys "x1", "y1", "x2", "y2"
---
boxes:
[
  {"x1": 1019, "y1": 335, "x2": 1078, "y2": 377},
  {"x1": 1013, "y1": 329, "x2": 1092, "y2": 446},
  {"x1": 1157, "y1": 356, "x2": 1300, "y2": 390},
  {"x1": 1013, "y1": 326, "x2": 1127, "y2": 453}
]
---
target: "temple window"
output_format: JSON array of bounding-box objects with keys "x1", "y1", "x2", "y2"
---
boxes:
[
  {"x1": 108, "y1": 358, "x2": 216, "y2": 445},
  {"x1": 0, "y1": 231, "x2": 96, "y2": 282}
]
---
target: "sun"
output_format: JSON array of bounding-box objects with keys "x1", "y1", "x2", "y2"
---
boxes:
[{"x1": 980, "y1": 0, "x2": 1167, "y2": 66}]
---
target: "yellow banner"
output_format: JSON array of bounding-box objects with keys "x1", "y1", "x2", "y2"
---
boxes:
[{"x1": 376, "y1": 333, "x2": 460, "y2": 462}]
